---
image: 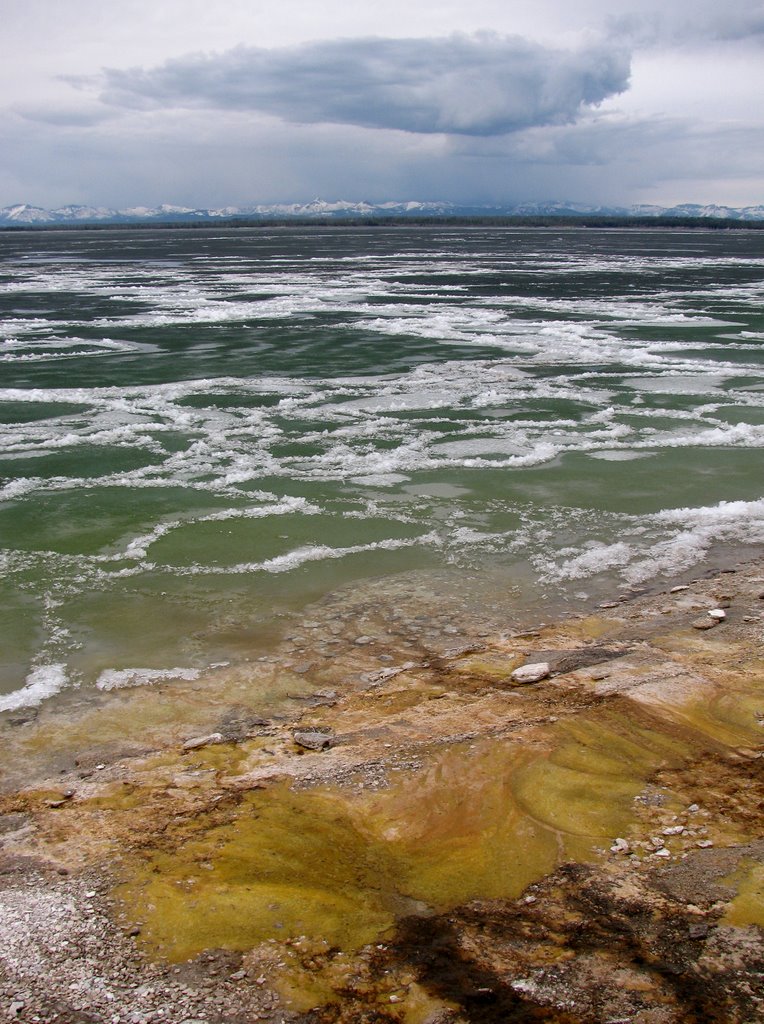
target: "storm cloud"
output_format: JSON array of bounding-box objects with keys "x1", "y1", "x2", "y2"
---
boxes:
[
  {"x1": 97, "y1": 33, "x2": 631, "y2": 137},
  {"x1": 2, "y1": 0, "x2": 762, "y2": 209}
]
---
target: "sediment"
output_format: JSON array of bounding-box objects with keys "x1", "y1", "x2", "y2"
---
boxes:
[{"x1": 2, "y1": 559, "x2": 764, "y2": 1022}]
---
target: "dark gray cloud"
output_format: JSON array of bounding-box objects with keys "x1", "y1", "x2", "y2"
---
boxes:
[{"x1": 96, "y1": 33, "x2": 630, "y2": 137}]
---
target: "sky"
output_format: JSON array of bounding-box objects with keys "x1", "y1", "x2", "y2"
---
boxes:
[{"x1": 2, "y1": 0, "x2": 763, "y2": 209}]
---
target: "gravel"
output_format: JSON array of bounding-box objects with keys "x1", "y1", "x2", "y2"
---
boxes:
[{"x1": 0, "y1": 873, "x2": 281, "y2": 1023}]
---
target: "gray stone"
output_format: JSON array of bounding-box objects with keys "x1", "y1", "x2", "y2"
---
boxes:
[{"x1": 293, "y1": 730, "x2": 334, "y2": 751}]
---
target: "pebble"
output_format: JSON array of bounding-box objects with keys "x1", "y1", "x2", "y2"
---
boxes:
[
  {"x1": 662, "y1": 825, "x2": 685, "y2": 836},
  {"x1": 692, "y1": 617, "x2": 717, "y2": 630},
  {"x1": 670, "y1": 585, "x2": 690, "y2": 593},
  {"x1": 696, "y1": 839, "x2": 714, "y2": 848},
  {"x1": 354, "y1": 636, "x2": 374, "y2": 645},
  {"x1": 291, "y1": 662, "x2": 315, "y2": 674},
  {"x1": 653, "y1": 848, "x2": 671, "y2": 859},
  {"x1": 0, "y1": 878, "x2": 270, "y2": 1022},
  {"x1": 610, "y1": 838, "x2": 630, "y2": 854},
  {"x1": 707, "y1": 608, "x2": 726, "y2": 621},
  {"x1": 511, "y1": 662, "x2": 550, "y2": 685}
]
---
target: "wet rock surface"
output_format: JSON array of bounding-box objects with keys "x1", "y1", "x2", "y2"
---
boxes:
[
  {"x1": 371, "y1": 860, "x2": 764, "y2": 1024},
  {"x1": 1, "y1": 560, "x2": 764, "y2": 1022}
]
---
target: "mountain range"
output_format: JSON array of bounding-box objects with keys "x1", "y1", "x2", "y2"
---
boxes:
[{"x1": 2, "y1": 199, "x2": 764, "y2": 225}]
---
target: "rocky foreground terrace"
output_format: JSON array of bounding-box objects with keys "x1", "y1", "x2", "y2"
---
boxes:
[{"x1": 1, "y1": 560, "x2": 764, "y2": 1023}]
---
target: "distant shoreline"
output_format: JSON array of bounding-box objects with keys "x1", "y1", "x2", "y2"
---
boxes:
[{"x1": 2, "y1": 214, "x2": 764, "y2": 232}]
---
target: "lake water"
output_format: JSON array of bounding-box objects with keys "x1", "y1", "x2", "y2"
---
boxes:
[{"x1": 2, "y1": 225, "x2": 764, "y2": 711}]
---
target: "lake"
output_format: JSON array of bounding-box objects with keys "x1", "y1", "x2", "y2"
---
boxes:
[{"x1": 2, "y1": 224, "x2": 763, "y2": 711}]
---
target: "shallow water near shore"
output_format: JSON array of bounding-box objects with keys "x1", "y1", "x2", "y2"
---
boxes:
[{"x1": 2, "y1": 225, "x2": 764, "y2": 737}]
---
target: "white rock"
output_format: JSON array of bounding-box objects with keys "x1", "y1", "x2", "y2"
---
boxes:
[
  {"x1": 662, "y1": 825, "x2": 685, "y2": 835},
  {"x1": 653, "y1": 848, "x2": 671, "y2": 858},
  {"x1": 708, "y1": 608, "x2": 726, "y2": 620},
  {"x1": 670, "y1": 585, "x2": 690, "y2": 593},
  {"x1": 610, "y1": 838, "x2": 630, "y2": 854},
  {"x1": 511, "y1": 662, "x2": 550, "y2": 684},
  {"x1": 182, "y1": 732, "x2": 225, "y2": 751}
]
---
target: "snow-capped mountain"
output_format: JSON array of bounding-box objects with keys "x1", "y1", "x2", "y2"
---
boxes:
[
  {"x1": 1, "y1": 199, "x2": 763, "y2": 226},
  {"x1": 0, "y1": 204, "x2": 57, "y2": 223}
]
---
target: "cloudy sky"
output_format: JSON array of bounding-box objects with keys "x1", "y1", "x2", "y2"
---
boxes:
[{"x1": 2, "y1": 0, "x2": 763, "y2": 209}]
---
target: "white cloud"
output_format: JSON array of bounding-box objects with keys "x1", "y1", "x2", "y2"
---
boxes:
[{"x1": 607, "y1": 1, "x2": 764, "y2": 47}]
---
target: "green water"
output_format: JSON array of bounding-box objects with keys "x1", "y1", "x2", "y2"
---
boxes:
[{"x1": 1, "y1": 225, "x2": 763, "y2": 707}]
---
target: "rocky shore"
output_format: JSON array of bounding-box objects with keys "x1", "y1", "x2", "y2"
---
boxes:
[{"x1": 1, "y1": 560, "x2": 764, "y2": 1023}]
